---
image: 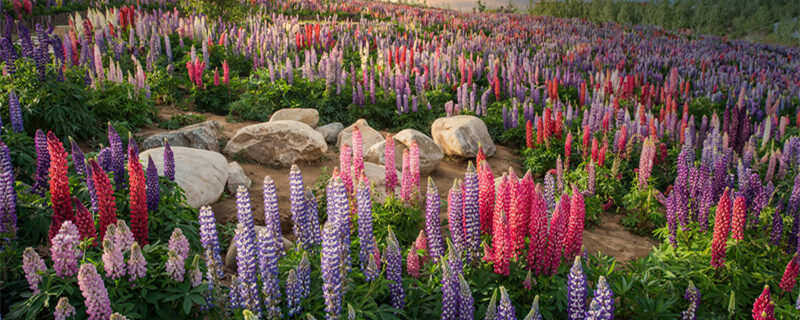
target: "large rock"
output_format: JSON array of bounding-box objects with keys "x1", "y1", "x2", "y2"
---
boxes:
[
  {"x1": 365, "y1": 140, "x2": 405, "y2": 168},
  {"x1": 269, "y1": 108, "x2": 320, "y2": 128},
  {"x1": 223, "y1": 120, "x2": 328, "y2": 167},
  {"x1": 337, "y1": 119, "x2": 384, "y2": 153},
  {"x1": 138, "y1": 147, "x2": 228, "y2": 208},
  {"x1": 316, "y1": 122, "x2": 344, "y2": 144},
  {"x1": 227, "y1": 162, "x2": 251, "y2": 194},
  {"x1": 224, "y1": 226, "x2": 294, "y2": 271},
  {"x1": 431, "y1": 115, "x2": 496, "y2": 158},
  {"x1": 142, "y1": 121, "x2": 221, "y2": 151}
]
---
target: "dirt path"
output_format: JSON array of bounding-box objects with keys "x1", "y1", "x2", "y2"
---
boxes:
[{"x1": 142, "y1": 105, "x2": 656, "y2": 263}]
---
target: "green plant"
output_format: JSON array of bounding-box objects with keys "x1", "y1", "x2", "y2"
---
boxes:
[{"x1": 159, "y1": 114, "x2": 207, "y2": 130}]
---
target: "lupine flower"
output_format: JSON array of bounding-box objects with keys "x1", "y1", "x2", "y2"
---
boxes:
[
  {"x1": 72, "y1": 198, "x2": 96, "y2": 245},
  {"x1": 90, "y1": 160, "x2": 117, "y2": 242},
  {"x1": 563, "y1": 186, "x2": 585, "y2": 259},
  {"x1": 77, "y1": 263, "x2": 112, "y2": 320},
  {"x1": 752, "y1": 285, "x2": 775, "y2": 320},
  {"x1": 235, "y1": 186, "x2": 260, "y2": 313},
  {"x1": 127, "y1": 242, "x2": 146, "y2": 281},
  {"x1": 544, "y1": 200, "x2": 568, "y2": 275},
  {"x1": 352, "y1": 127, "x2": 365, "y2": 180},
  {"x1": 780, "y1": 253, "x2": 800, "y2": 293},
  {"x1": 567, "y1": 257, "x2": 587, "y2": 320},
  {"x1": 0, "y1": 142, "x2": 16, "y2": 241},
  {"x1": 401, "y1": 149, "x2": 412, "y2": 202},
  {"x1": 458, "y1": 274, "x2": 475, "y2": 320},
  {"x1": 8, "y1": 91, "x2": 23, "y2": 133},
  {"x1": 415, "y1": 229, "x2": 430, "y2": 265},
  {"x1": 523, "y1": 295, "x2": 542, "y2": 320},
  {"x1": 286, "y1": 269, "x2": 302, "y2": 316},
  {"x1": 586, "y1": 276, "x2": 614, "y2": 320},
  {"x1": 229, "y1": 275, "x2": 241, "y2": 309},
  {"x1": 110, "y1": 313, "x2": 129, "y2": 320},
  {"x1": 680, "y1": 282, "x2": 701, "y2": 320},
  {"x1": 32, "y1": 130, "x2": 50, "y2": 195},
  {"x1": 448, "y1": 179, "x2": 464, "y2": 257},
  {"x1": 638, "y1": 138, "x2": 656, "y2": 190},
  {"x1": 166, "y1": 228, "x2": 189, "y2": 282},
  {"x1": 261, "y1": 177, "x2": 283, "y2": 258},
  {"x1": 108, "y1": 124, "x2": 125, "y2": 189},
  {"x1": 478, "y1": 161, "x2": 495, "y2": 235},
  {"x1": 48, "y1": 132, "x2": 75, "y2": 243},
  {"x1": 497, "y1": 287, "x2": 515, "y2": 320},
  {"x1": 322, "y1": 222, "x2": 343, "y2": 319},
  {"x1": 407, "y1": 243, "x2": 420, "y2": 278},
  {"x1": 51, "y1": 221, "x2": 81, "y2": 278},
  {"x1": 462, "y1": 162, "x2": 481, "y2": 262},
  {"x1": 163, "y1": 140, "x2": 175, "y2": 181},
  {"x1": 145, "y1": 156, "x2": 160, "y2": 212},
  {"x1": 731, "y1": 196, "x2": 746, "y2": 241},
  {"x1": 258, "y1": 228, "x2": 281, "y2": 319},
  {"x1": 711, "y1": 189, "x2": 732, "y2": 268},
  {"x1": 69, "y1": 137, "x2": 86, "y2": 178},
  {"x1": 425, "y1": 177, "x2": 445, "y2": 259},
  {"x1": 54, "y1": 296, "x2": 76, "y2": 320},
  {"x1": 304, "y1": 188, "x2": 322, "y2": 248},
  {"x1": 385, "y1": 135, "x2": 398, "y2": 195},
  {"x1": 441, "y1": 261, "x2": 459, "y2": 320},
  {"x1": 386, "y1": 227, "x2": 406, "y2": 310},
  {"x1": 290, "y1": 165, "x2": 308, "y2": 248},
  {"x1": 102, "y1": 235, "x2": 125, "y2": 280},
  {"x1": 127, "y1": 147, "x2": 148, "y2": 245},
  {"x1": 339, "y1": 143, "x2": 353, "y2": 194},
  {"x1": 22, "y1": 247, "x2": 46, "y2": 294},
  {"x1": 356, "y1": 178, "x2": 378, "y2": 281},
  {"x1": 523, "y1": 270, "x2": 533, "y2": 290},
  {"x1": 199, "y1": 206, "x2": 224, "y2": 283},
  {"x1": 409, "y1": 142, "x2": 420, "y2": 195}
]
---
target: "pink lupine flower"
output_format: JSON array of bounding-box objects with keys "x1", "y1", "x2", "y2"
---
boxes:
[
  {"x1": 77, "y1": 263, "x2": 112, "y2": 320},
  {"x1": 339, "y1": 143, "x2": 353, "y2": 194},
  {"x1": 385, "y1": 135, "x2": 397, "y2": 195},
  {"x1": 409, "y1": 142, "x2": 420, "y2": 196},
  {"x1": 51, "y1": 221, "x2": 81, "y2": 278},
  {"x1": 414, "y1": 229, "x2": 429, "y2": 265},
  {"x1": 351, "y1": 127, "x2": 364, "y2": 183},
  {"x1": 563, "y1": 186, "x2": 585, "y2": 259},
  {"x1": 711, "y1": 189, "x2": 732, "y2": 269},
  {"x1": 407, "y1": 244, "x2": 420, "y2": 278},
  {"x1": 101, "y1": 235, "x2": 125, "y2": 280},
  {"x1": 478, "y1": 161, "x2": 495, "y2": 235},
  {"x1": 222, "y1": 60, "x2": 230, "y2": 85},
  {"x1": 127, "y1": 243, "x2": 146, "y2": 281},
  {"x1": 166, "y1": 228, "x2": 190, "y2": 282},
  {"x1": 401, "y1": 149, "x2": 412, "y2": 203},
  {"x1": 213, "y1": 67, "x2": 220, "y2": 86},
  {"x1": 22, "y1": 247, "x2": 46, "y2": 294},
  {"x1": 752, "y1": 285, "x2": 775, "y2": 320}
]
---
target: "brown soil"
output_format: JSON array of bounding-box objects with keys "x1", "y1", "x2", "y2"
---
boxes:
[{"x1": 142, "y1": 105, "x2": 656, "y2": 262}]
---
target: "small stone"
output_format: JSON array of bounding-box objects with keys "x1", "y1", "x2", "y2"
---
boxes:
[{"x1": 226, "y1": 162, "x2": 251, "y2": 194}]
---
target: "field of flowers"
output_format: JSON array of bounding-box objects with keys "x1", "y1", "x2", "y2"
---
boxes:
[{"x1": 1, "y1": 0, "x2": 800, "y2": 319}]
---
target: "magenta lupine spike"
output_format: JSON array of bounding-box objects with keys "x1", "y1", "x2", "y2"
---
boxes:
[
  {"x1": 478, "y1": 161, "x2": 495, "y2": 235},
  {"x1": 448, "y1": 179, "x2": 464, "y2": 257},
  {"x1": 407, "y1": 243, "x2": 420, "y2": 278},
  {"x1": 356, "y1": 178, "x2": 378, "y2": 281},
  {"x1": 462, "y1": 162, "x2": 480, "y2": 262},
  {"x1": 401, "y1": 149, "x2": 412, "y2": 203},
  {"x1": 410, "y1": 142, "x2": 420, "y2": 197},
  {"x1": 415, "y1": 230, "x2": 429, "y2": 265},
  {"x1": 51, "y1": 221, "x2": 81, "y2": 278},
  {"x1": 385, "y1": 135, "x2": 398, "y2": 195},
  {"x1": 527, "y1": 186, "x2": 549, "y2": 274},
  {"x1": 425, "y1": 177, "x2": 445, "y2": 259},
  {"x1": 262, "y1": 177, "x2": 283, "y2": 256},
  {"x1": 54, "y1": 297, "x2": 76, "y2": 320},
  {"x1": 638, "y1": 137, "x2": 656, "y2": 190},
  {"x1": 544, "y1": 200, "x2": 569, "y2": 275},
  {"x1": 22, "y1": 247, "x2": 46, "y2": 294},
  {"x1": 339, "y1": 143, "x2": 353, "y2": 194},
  {"x1": 101, "y1": 236, "x2": 125, "y2": 280},
  {"x1": 163, "y1": 140, "x2": 175, "y2": 181},
  {"x1": 352, "y1": 127, "x2": 364, "y2": 180},
  {"x1": 509, "y1": 174, "x2": 528, "y2": 256},
  {"x1": 563, "y1": 185, "x2": 585, "y2": 259},
  {"x1": 166, "y1": 228, "x2": 190, "y2": 282},
  {"x1": 77, "y1": 263, "x2": 112, "y2": 320},
  {"x1": 127, "y1": 243, "x2": 146, "y2": 282}
]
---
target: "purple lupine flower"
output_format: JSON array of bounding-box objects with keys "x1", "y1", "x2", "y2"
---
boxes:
[
  {"x1": 33, "y1": 129, "x2": 50, "y2": 195},
  {"x1": 69, "y1": 138, "x2": 86, "y2": 177},
  {"x1": 297, "y1": 252, "x2": 311, "y2": 298},
  {"x1": 54, "y1": 296, "x2": 76, "y2": 320},
  {"x1": 385, "y1": 227, "x2": 405, "y2": 311},
  {"x1": 77, "y1": 263, "x2": 112, "y2": 320},
  {"x1": 258, "y1": 228, "x2": 281, "y2": 319},
  {"x1": 322, "y1": 222, "x2": 343, "y2": 319},
  {"x1": 262, "y1": 177, "x2": 283, "y2": 257},
  {"x1": 108, "y1": 123, "x2": 125, "y2": 189},
  {"x1": 189, "y1": 255, "x2": 202, "y2": 288},
  {"x1": 199, "y1": 206, "x2": 224, "y2": 282},
  {"x1": 17, "y1": 23, "x2": 33, "y2": 58},
  {"x1": 771, "y1": 202, "x2": 785, "y2": 246},
  {"x1": 425, "y1": 177, "x2": 445, "y2": 259},
  {"x1": 51, "y1": 221, "x2": 81, "y2": 278},
  {"x1": 462, "y1": 162, "x2": 480, "y2": 263},
  {"x1": 448, "y1": 180, "x2": 464, "y2": 257},
  {"x1": 145, "y1": 156, "x2": 160, "y2": 212},
  {"x1": 304, "y1": 188, "x2": 321, "y2": 248},
  {"x1": 567, "y1": 256, "x2": 587, "y2": 320},
  {"x1": 229, "y1": 275, "x2": 241, "y2": 309},
  {"x1": 497, "y1": 287, "x2": 516, "y2": 320},
  {"x1": 586, "y1": 160, "x2": 596, "y2": 196},
  {"x1": 666, "y1": 191, "x2": 679, "y2": 246},
  {"x1": 458, "y1": 274, "x2": 474, "y2": 320},
  {"x1": 127, "y1": 242, "x2": 146, "y2": 281},
  {"x1": 0, "y1": 37, "x2": 18, "y2": 75},
  {"x1": 441, "y1": 261, "x2": 459, "y2": 320},
  {"x1": 680, "y1": 282, "x2": 700, "y2": 320},
  {"x1": 0, "y1": 142, "x2": 17, "y2": 240},
  {"x1": 356, "y1": 178, "x2": 378, "y2": 281},
  {"x1": 96, "y1": 147, "x2": 113, "y2": 173},
  {"x1": 8, "y1": 91, "x2": 23, "y2": 133},
  {"x1": 101, "y1": 236, "x2": 125, "y2": 280},
  {"x1": 286, "y1": 269, "x2": 302, "y2": 316},
  {"x1": 22, "y1": 247, "x2": 46, "y2": 294},
  {"x1": 235, "y1": 186, "x2": 260, "y2": 314},
  {"x1": 289, "y1": 165, "x2": 308, "y2": 248},
  {"x1": 163, "y1": 140, "x2": 175, "y2": 181},
  {"x1": 166, "y1": 228, "x2": 189, "y2": 282},
  {"x1": 585, "y1": 276, "x2": 613, "y2": 320}
]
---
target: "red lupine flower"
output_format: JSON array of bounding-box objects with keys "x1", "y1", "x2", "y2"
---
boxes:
[
  {"x1": 563, "y1": 186, "x2": 585, "y2": 259},
  {"x1": 598, "y1": 139, "x2": 608, "y2": 166},
  {"x1": 525, "y1": 120, "x2": 533, "y2": 149},
  {"x1": 47, "y1": 132, "x2": 75, "y2": 243},
  {"x1": 710, "y1": 189, "x2": 732, "y2": 268},
  {"x1": 590, "y1": 137, "x2": 599, "y2": 163},
  {"x1": 508, "y1": 174, "x2": 528, "y2": 256},
  {"x1": 476, "y1": 144, "x2": 486, "y2": 165},
  {"x1": 414, "y1": 230, "x2": 429, "y2": 265},
  {"x1": 72, "y1": 198, "x2": 97, "y2": 246},
  {"x1": 731, "y1": 196, "x2": 747, "y2": 241},
  {"x1": 492, "y1": 210, "x2": 510, "y2": 276},
  {"x1": 752, "y1": 285, "x2": 775, "y2": 320},
  {"x1": 478, "y1": 161, "x2": 495, "y2": 235},
  {"x1": 564, "y1": 132, "x2": 572, "y2": 168},
  {"x1": 544, "y1": 200, "x2": 569, "y2": 275},
  {"x1": 527, "y1": 186, "x2": 549, "y2": 274},
  {"x1": 780, "y1": 254, "x2": 800, "y2": 293},
  {"x1": 582, "y1": 126, "x2": 591, "y2": 157},
  {"x1": 222, "y1": 60, "x2": 230, "y2": 85},
  {"x1": 536, "y1": 119, "x2": 544, "y2": 145},
  {"x1": 127, "y1": 148, "x2": 149, "y2": 245},
  {"x1": 617, "y1": 126, "x2": 628, "y2": 154},
  {"x1": 90, "y1": 160, "x2": 117, "y2": 242},
  {"x1": 406, "y1": 244, "x2": 420, "y2": 278},
  {"x1": 213, "y1": 68, "x2": 220, "y2": 86}
]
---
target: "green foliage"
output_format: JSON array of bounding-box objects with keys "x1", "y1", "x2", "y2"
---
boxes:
[
  {"x1": 621, "y1": 183, "x2": 665, "y2": 236},
  {"x1": 159, "y1": 114, "x2": 207, "y2": 130},
  {"x1": 193, "y1": 84, "x2": 239, "y2": 115}
]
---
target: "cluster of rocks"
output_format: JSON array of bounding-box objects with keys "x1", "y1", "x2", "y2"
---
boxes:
[{"x1": 138, "y1": 108, "x2": 496, "y2": 209}]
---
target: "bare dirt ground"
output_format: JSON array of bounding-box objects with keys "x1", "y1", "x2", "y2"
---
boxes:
[{"x1": 142, "y1": 106, "x2": 656, "y2": 262}]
